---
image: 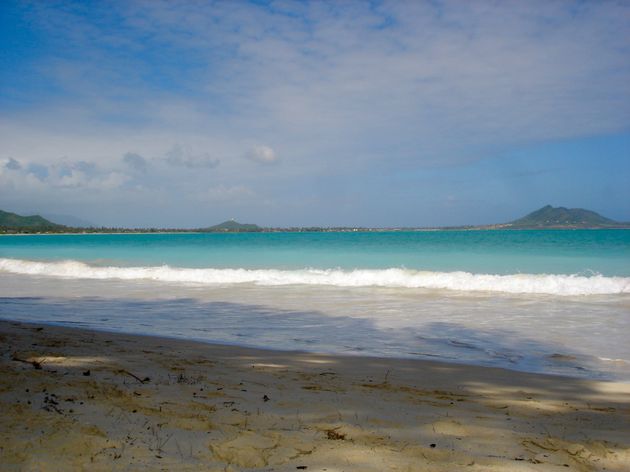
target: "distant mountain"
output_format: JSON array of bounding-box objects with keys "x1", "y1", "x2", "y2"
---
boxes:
[
  {"x1": 200, "y1": 220, "x2": 262, "y2": 232},
  {"x1": 0, "y1": 209, "x2": 65, "y2": 231},
  {"x1": 507, "y1": 205, "x2": 620, "y2": 228}
]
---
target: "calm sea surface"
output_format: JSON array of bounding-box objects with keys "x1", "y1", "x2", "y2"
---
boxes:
[{"x1": 1, "y1": 230, "x2": 629, "y2": 380}]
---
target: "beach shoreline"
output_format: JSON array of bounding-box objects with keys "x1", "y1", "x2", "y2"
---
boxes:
[{"x1": 1, "y1": 319, "x2": 629, "y2": 471}]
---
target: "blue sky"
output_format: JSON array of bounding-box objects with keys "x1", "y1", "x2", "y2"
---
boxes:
[{"x1": 1, "y1": 0, "x2": 629, "y2": 227}]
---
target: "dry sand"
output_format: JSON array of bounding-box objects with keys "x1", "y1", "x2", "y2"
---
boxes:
[{"x1": 1, "y1": 320, "x2": 629, "y2": 471}]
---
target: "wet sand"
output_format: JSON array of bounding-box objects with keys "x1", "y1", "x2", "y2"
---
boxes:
[{"x1": 1, "y1": 320, "x2": 629, "y2": 471}]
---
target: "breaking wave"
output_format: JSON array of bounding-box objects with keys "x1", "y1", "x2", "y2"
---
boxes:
[{"x1": 1, "y1": 258, "x2": 628, "y2": 296}]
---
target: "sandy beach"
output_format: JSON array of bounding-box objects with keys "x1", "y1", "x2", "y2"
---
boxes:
[{"x1": 1, "y1": 320, "x2": 629, "y2": 471}]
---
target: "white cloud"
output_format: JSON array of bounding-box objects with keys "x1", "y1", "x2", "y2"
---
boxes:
[
  {"x1": 5, "y1": 1, "x2": 629, "y2": 174},
  {"x1": 1, "y1": 1, "x2": 629, "y2": 225},
  {"x1": 0, "y1": 157, "x2": 130, "y2": 191},
  {"x1": 245, "y1": 145, "x2": 278, "y2": 165}
]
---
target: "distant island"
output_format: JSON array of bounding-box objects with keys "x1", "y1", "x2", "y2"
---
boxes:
[
  {"x1": 200, "y1": 220, "x2": 262, "y2": 232},
  {"x1": 1, "y1": 206, "x2": 629, "y2": 234},
  {"x1": 504, "y1": 205, "x2": 620, "y2": 229}
]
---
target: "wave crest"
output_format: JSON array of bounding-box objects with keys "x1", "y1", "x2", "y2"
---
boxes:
[{"x1": 1, "y1": 258, "x2": 628, "y2": 296}]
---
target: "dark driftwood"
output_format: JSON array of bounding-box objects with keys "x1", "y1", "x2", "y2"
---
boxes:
[
  {"x1": 11, "y1": 353, "x2": 42, "y2": 369},
  {"x1": 118, "y1": 369, "x2": 150, "y2": 383}
]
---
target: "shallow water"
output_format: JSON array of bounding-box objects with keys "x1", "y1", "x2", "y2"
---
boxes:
[
  {"x1": 1, "y1": 273, "x2": 629, "y2": 381},
  {"x1": 1, "y1": 230, "x2": 629, "y2": 381}
]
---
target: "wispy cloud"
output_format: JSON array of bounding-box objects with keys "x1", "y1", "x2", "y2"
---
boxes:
[
  {"x1": 245, "y1": 145, "x2": 278, "y2": 165},
  {"x1": 1, "y1": 157, "x2": 129, "y2": 191},
  {"x1": 1, "y1": 0, "x2": 628, "y2": 226}
]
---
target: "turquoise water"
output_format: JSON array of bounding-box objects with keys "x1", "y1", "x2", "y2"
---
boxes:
[
  {"x1": 1, "y1": 229, "x2": 629, "y2": 275},
  {"x1": 1, "y1": 230, "x2": 629, "y2": 380}
]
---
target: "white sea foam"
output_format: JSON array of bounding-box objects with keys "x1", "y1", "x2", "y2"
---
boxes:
[{"x1": 1, "y1": 257, "x2": 628, "y2": 296}]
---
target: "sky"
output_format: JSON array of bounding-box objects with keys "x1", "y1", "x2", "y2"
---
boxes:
[{"x1": 1, "y1": 0, "x2": 629, "y2": 228}]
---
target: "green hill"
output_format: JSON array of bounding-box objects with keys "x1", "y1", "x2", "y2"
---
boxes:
[
  {"x1": 201, "y1": 220, "x2": 262, "y2": 232},
  {"x1": 508, "y1": 205, "x2": 619, "y2": 228},
  {"x1": 0, "y1": 209, "x2": 66, "y2": 232}
]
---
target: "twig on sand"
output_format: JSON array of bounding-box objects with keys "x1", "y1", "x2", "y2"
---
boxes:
[
  {"x1": 11, "y1": 352, "x2": 42, "y2": 369},
  {"x1": 118, "y1": 369, "x2": 151, "y2": 383}
]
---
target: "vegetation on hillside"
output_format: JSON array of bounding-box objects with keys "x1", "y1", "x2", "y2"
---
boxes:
[
  {"x1": 507, "y1": 205, "x2": 619, "y2": 228},
  {"x1": 199, "y1": 220, "x2": 262, "y2": 232},
  {"x1": 0, "y1": 210, "x2": 65, "y2": 233}
]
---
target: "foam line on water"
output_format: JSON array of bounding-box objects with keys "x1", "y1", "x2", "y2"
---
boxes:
[{"x1": 1, "y1": 258, "x2": 629, "y2": 295}]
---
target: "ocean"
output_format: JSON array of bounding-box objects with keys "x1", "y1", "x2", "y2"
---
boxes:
[{"x1": 1, "y1": 230, "x2": 629, "y2": 381}]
